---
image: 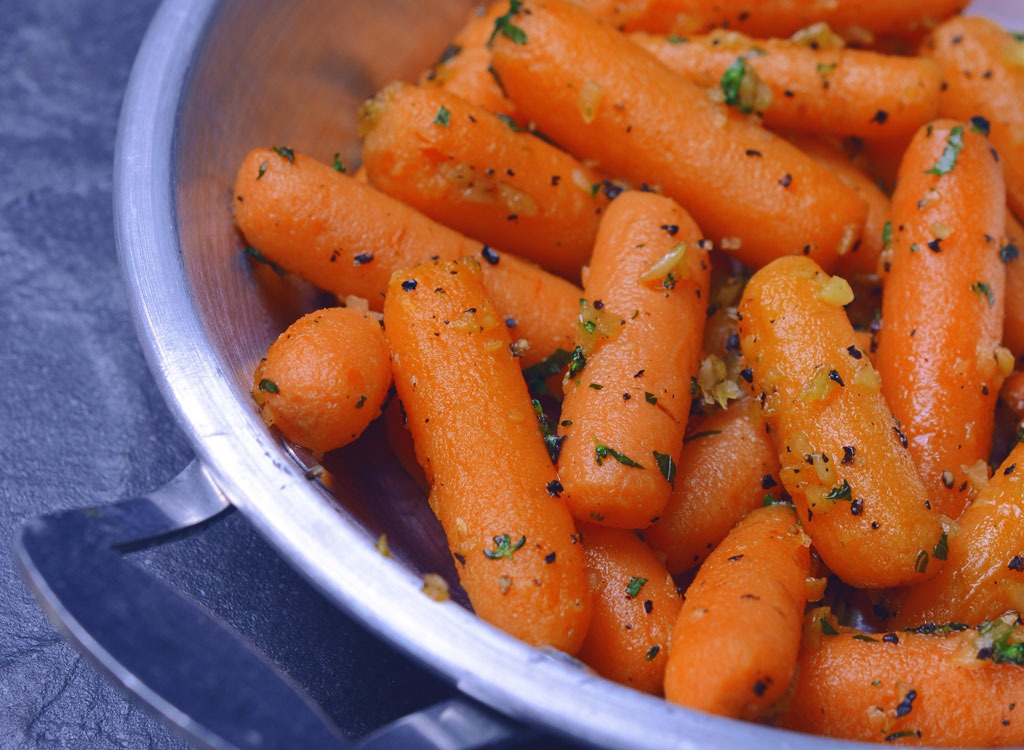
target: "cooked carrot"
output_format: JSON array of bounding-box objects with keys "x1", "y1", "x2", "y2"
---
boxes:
[
  {"x1": 889, "y1": 439, "x2": 1024, "y2": 629},
  {"x1": 233, "y1": 147, "x2": 578, "y2": 367},
  {"x1": 360, "y1": 81, "x2": 608, "y2": 280},
  {"x1": 555, "y1": 190, "x2": 710, "y2": 528},
  {"x1": 383, "y1": 396, "x2": 429, "y2": 495},
  {"x1": 664, "y1": 504, "x2": 811, "y2": 720},
  {"x1": 645, "y1": 397, "x2": 781, "y2": 574},
  {"x1": 571, "y1": 0, "x2": 968, "y2": 42},
  {"x1": 875, "y1": 119, "x2": 1008, "y2": 519},
  {"x1": 489, "y1": 0, "x2": 867, "y2": 273},
  {"x1": 1002, "y1": 209, "x2": 1024, "y2": 357},
  {"x1": 383, "y1": 256, "x2": 591, "y2": 652},
  {"x1": 632, "y1": 30, "x2": 942, "y2": 140},
  {"x1": 575, "y1": 523, "x2": 681, "y2": 694},
  {"x1": 738, "y1": 255, "x2": 947, "y2": 589},
  {"x1": 251, "y1": 307, "x2": 391, "y2": 454},
  {"x1": 923, "y1": 15, "x2": 1024, "y2": 224},
  {"x1": 1001, "y1": 370, "x2": 1024, "y2": 421},
  {"x1": 777, "y1": 607, "x2": 1024, "y2": 746}
]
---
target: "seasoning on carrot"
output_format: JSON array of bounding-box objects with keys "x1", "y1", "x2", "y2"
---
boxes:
[
  {"x1": 1001, "y1": 209, "x2": 1024, "y2": 358},
  {"x1": 233, "y1": 146, "x2": 579, "y2": 367},
  {"x1": 777, "y1": 607, "x2": 1024, "y2": 746},
  {"x1": 738, "y1": 254, "x2": 947, "y2": 588},
  {"x1": 663, "y1": 504, "x2": 811, "y2": 720},
  {"x1": 251, "y1": 306, "x2": 391, "y2": 454},
  {"x1": 383, "y1": 256, "x2": 591, "y2": 653},
  {"x1": 575, "y1": 523, "x2": 681, "y2": 694},
  {"x1": 488, "y1": 0, "x2": 867, "y2": 273},
  {"x1": 360, "y1": 80, "x2": 609, "y2": 281},
  {"x1": 555, "y1": 190, "x2": 710, "y2": 529},
  {"x1": 874, "y1": 119, "x2": 1008, "y2": 519}
]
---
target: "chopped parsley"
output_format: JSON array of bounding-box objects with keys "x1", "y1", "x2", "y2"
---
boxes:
[
  {"x1": 258, "y1": 378, "x2": 279, "y2": 394},
  {"x1": 654, "y1": 451, "x2": 677, "y2": 486},
  {"x1": 483, "y1": 533, "x2": 526, "y2": 561},
  {"x1": 271, "y1": 145, "x2": 295, "y2": 164},
  {"x1": 645, "y1": 645, "x2": 661, "y2": 661},
  {"x1": 933, "y1": 532, "x2": 949, "y2": 561},
  {"x1": 924, "y1": 125, "x2": 964, "y2": 176},
  {"x1": 594, "y1": 439, "x2": 644, "y2": 469},
  {"x1": 626, "y1": 576, "x2": 647, "y2": 598},
  {"x1": 433, "y1": 105, "x2": 451, "y2": 126},
  {"x1": 971, "y1": 281, "x2": 996, "y2": 307},
  {"x1": 331, "y1": 153, "x2": 347, "y2": 173},
  {"x1": 244, "y1": 246, "x2": 286, "y2": 276},
  {"x1": 489, "y1": 0, "x2": 527, "y2": 46},
  {"x1": 825, "y1": 479, "x2": 852, "y2": 501}
]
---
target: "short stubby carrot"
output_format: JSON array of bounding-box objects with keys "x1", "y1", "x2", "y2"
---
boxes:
[
  {"x1": 923, "y1": 15, "x2": 1024, "y2": 224},
  {"x1": 1002, "y1": 210, "x2": 1024, "y2": 358},
  {"x1": 664, "y1": 504, "x2": 811, "y2": 720},
  {"x1": 778, "y1": 607, "x2": 1024, "y2": 746},
  {"x1": 890, "y1": 439, "x2": 1024, "y2": 629},
  {"x1": 1001, "y1": 369, "x2": 1024, "y2": 421},
  {"x1": 251, "y1": 307, "x2": 392, "y2": 454},
  {"x1": 632, "y1": 30, "x2": 942, "y2": 140},
  {"x1": 875, "y1": 119, "x2": 1008, "y2": 519},
  {"x1": 738, "y1": 255, "x2": 947, "y2": 589},
  {"x1": 575, "y1": 523, "x2": 681, "y2": 694},
  {"x1": 571, "y1": 0, "x2": 968, "y2": 42},
  {"x1": 360, "y1": 81, "x2": 608, "y2": 281},
  {"x1": 383, "y1": 256, "x2": 591, "y2": 653},
  {"x1": 233, "y1": 147, "x2": 579, "y2": 367},
  {"x1": 489, "y1": 0, "x2": 867, "y2": 273},
  {"x1": 645, "y1": 397, "x2": 781, "y2": 575},
  {"x1": 556, "y1": 190, "x2": 710, "y2": 528}
]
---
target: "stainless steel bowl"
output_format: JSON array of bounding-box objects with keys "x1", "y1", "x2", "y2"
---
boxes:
[{"x1": 92, "y1": 0, "x2": 1024, "y2": 747}]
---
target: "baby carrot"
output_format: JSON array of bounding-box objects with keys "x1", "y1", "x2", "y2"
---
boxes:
[
  {"x1": 571, "y1": 0, "x2": 968, "y2": 42},
  {"x1": 233, "y1": 147, "x2": 578, "y2": 367},
  {"x1": 778, "y1": 607, "x2": 1024, "y2": 746},
  {"x1": 359, "y1": 81, "x2": 609, "y2": 280},
  {"x1": 738, "y1": 255, "x2": 947, "y2": 589},
  {"x1": 1001, "y1": 369, "x2": 1024, "y2": 421},
  {"x1": 923, "y1": 15, "x2": 1024, "y2": 224},
  {"x1": 664, "y1": 504, "x2": 811, "y2": 720},
  {"x1": 645, "y1": 397, "x2": 781, "y2": 574},
  {"x1": 252, "y1": 307, "x2": 391, "y2": 454},
  {"x1": 383, "y1": 256, "x2": 591, "y2": 653},
  {"x1": 874, "y1": 119, "x2": 1008, "y2": 519},
  {"x1": 575, "y1": 523, "x2": 681, "y2": 694},
  {"x1": 889, "y1": 439, "x2": 1024, "y2": 629},
  {"x1": 632, "y1": 30, "x2": 942, "y2": 140},
  {"x1": 556, "y1": 190, "x2": 710, "y2": 529},
  {"x1": 1002, "y1": 209, "x2": 1024, "y2": 358},
  {"x1": 489, "y1": 0, "x2": 867, "y2": 273}
]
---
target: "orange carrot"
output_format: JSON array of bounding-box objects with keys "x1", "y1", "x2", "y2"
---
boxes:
[
  {"x1": 233, "y1": 147, "x2": 578, "y2": 366},
  {"x1": 778, "y1": 607, "x2": 1024, "y2": 746},
  {"x1": 923, "y1": 15, "x2": 1024, "y2": 224},
  {"x1": 251, "y1": 307, "x2": 391, "y2": 454},
  {"x1": 1002, "y1": 209, "x2": 1024, "y2": 357},
  {"x1": 575, "y1": 523, "x2": 681, "y2": 693},
  {"x1": 890, "y1": 439, "x2": 1024, "y2": 629},
  {"x1": 632, "y1": 30, "x2": 942, "y2": 140},
  {"x1": 738, "y1": 255, "x2": 947, "y2": 588},
  {"x1": 383, "y1": 256, "x2": 591, "y2": 652},
  {"x1": 555, "y1": 190, "x2": 710, "y2": 528},
  {"x1": 664, "y1": 504, "x2": 811, "y2": 720},
  {"x1": 874, "y1": 119, "x2": 1008, "y2": 519},
  {"x1": 360, "y1": 81, "x2": 609, "y2": 280},
  {"x1": 489, "y1": 0, "x2": 867, "y2": 273},
  {"x1": 645, "y1": 397, "x2": 781, "y2": 574},
  {"x1": 1001, "y1": 370, "x2": 1024, "y2": 421},
  {"x1": 571, "y1": 0, "x2": 968, "y2": 42}
]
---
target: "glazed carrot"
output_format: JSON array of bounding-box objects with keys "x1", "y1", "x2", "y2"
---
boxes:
[
  {"x1": 360, "y1": 81, "x2": 609, "y2": 280},
  {"x1": 890, "y1": 439, "x2": 1024, "y2": 629},
  {"x1": 738, "y1": 255, "x2": 947, "y2": 589},
  {"x1": 571, "y1": 0, "x2": 968, "y2": 42},
  {"x1": 233, "y1": 147, "x2": 578, "y2": 367},
  {"x1": 383, "y1": 256, "x2": 591, "y2": 652},
  {"x1": 489, "y1": 0, "x2": 867, "y2": 273},
  {"x1": 556, "y1": 191, "x2": 710, "y2": 528},
  {"x1": 575, "y1": 523, "x2": 681, "y2": 693},
  {"x1": 383, "y1": 396, "x2": 429, "y2": 495},
  {"x1": 645, "y1": 397, "x2": 781, "y2": 574},
  {"x1": 632, "y1": 30, "x2": 942, "y2": 140},
  {"x1": 1000, "y1": 369, "x2": 1024, "y2": 421},
  {"x1": 422, "y1": 2, "x2": 519, "y2": 122},
  {"x1": 923, "y1": 15, "x2": 1024, "y2": 223},
  {"x1": 664, "y1": 504, "x2": 811, "y2": 720},
  {"x1": 778, "y1": 607, "x2": 1024, "y2": 746},
  {"x1": 251, "y1": 307, "x2": 391, "y2": 454},
  {"x1": 1002, "y1": 209, "x2": 1024, "y2": 357},
  {"x1": 875, "y1": 120, "x2": 1008, "y2": 519}
]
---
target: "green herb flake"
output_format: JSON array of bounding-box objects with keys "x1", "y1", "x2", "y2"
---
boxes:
[
  {"x1": 854, "y1": 634, "x2": 879, "y2": 642},
  {"x1": 690, "y1": 376, "x2": 699, "y2": 396},
  {"x1": 258, "y1": 378, "x2": 279, "y2": 394},
  {"x1": 523, "y1": 348, "x2": 572, "y2": 398},
  {"x1": 433, "y1": 105, "x2": 451, "y2": 127},
  {"x1": 257, "y1": 161, "x2": 268, "y2": 179},
  {"x1": 654, "y1": 451, "x2": 677, "y2": 486},
  {"x1": 483, "y1": 533, "x2": 526, "y2": 561},
  {"x1": 683, "y1": 429, "x2": 722, "y2": 444},
  {"x1": 933, "y1": 532, "x2": 949, "y2": 561},
  {"x1": 826, "y1": 479, "x2": 852, "y2": 501},
  {"x1": 820, "y1": 617, "x2": 840, "y2": 636},
  {"x1": 589, "y1": 382, "x2": 604, "y2": 390},
  {"x1": 568, "y1": 345, "x2": 587, "y2": 377},
  {"x1": 331, "y1": 153, "x2": 347, "y2": 173},
  {"x1": 816, "y1": 62, "x2": 837, "y2": 80},
  {"x1": 884, "y1": 730, "x2": 920, "y2": 742},
  {"x1": 882, "y1": 220, "x2": 893, "y2": 248},
  {"x1": 971, "y1": 281, "x2": 996, "y2": 307},
  {"x1": 244, "y1": 246, "x2": 287, "y2": 276},
  {"x1": 355, "y1": 395, "x2": 367, "y2": 409},
  {"x1": 489, "y1": 0, "x2": 527, "y2": 46},
  {"x1": 496, "y1": 113, "x2": 523, "y2": 131},
  {"x1": 915, "y1": 550, "x2": 930, "y2": 574},
  {"x1": 271, "y1": 145, "x2": 295, "y2": 164},
  {"x1": 644, "y1": 392, "x2": 658, "y2": 405},
  {"x1": 762, "y1": 492, "x2": 778, "y2": 506},
  {"x1": 720, "y1": 57, "x2": 749, "y2": 110},
  {"x1": 626, "y1": 576, "x2": 648, "y2": 599},
  {"x1": 645, "y1": 645, "x2": 661, "y2": 661},
  {"x1": 871, "y1": 680, "x2": 882, "y2": 686},
  {"x1": 595, "y1": 439, "x2": 644, "y2": 469},
  {"x1": 924, "y1": 125, "x2": 964, "y2": 176}
]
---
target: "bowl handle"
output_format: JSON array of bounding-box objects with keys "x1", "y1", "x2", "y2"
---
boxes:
[{"x1": 14, "y1": 460, "x2": 529, "y2": 750}]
